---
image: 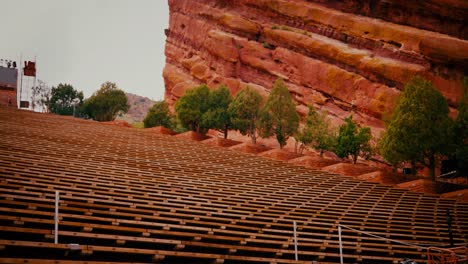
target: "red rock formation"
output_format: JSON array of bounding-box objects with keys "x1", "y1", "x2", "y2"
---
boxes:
[
  {"x1": 288, "y1": 155, "x2": 340, "y2": 169},
  {"x1": 306, "y1": 0, "x2": 468, "y2": 40},
  {"x1": 258, "y1": 149, "x2": 303, "y2": 161},
  {"x1": 201, "y1": 137, "x2": 242, "y2": 147},
  {"x1": 229, "y1": 142, "x2": 272, "y2": 154},
  {"x1": 164, "y1": 0, "x2": 467, "y2": 135},
  {"x1": 321, "y1": 162, "x2": 378, "y2": 177},
  {"x1": 145, "y1": 126, "x2": 177, "y2": 135},
  {"x1": 174, "y1": 131, "x2": 211, "y2": 141},
  {"x1": 357, "y1": 169, "x2": 419, "y2": 185}
]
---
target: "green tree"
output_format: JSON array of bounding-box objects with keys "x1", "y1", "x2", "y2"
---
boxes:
[
  {"x1": 49, "y1": 83, "x2": 84, "y2": 115},
  {"x1": 143, "y1": 100, "x2": 172, "y2": 129},
  {"x1": 295, "y1": 124, "x2": 313, "y2": 154},
  {"x1": 228, "y1": 86, "x2": 262, "y2": 144},
  {"x1": 175, "y1": 84, "x2": 210, "y2": 134},
  {"x1": 295, "y1": 106, "x2": 335, "y2": 155},
  {"x1": 258, "y1": 78, "x2": 299, "y2": 149},
  {"x1": 453, "y1": 77, "x2": 468, "y2": 173},
  {"x1": 170, "y1": 115, "x2": 189, "y2": 134},
  {"x1": 83, "y1": 82, "x2": 129, "y2": 121},
  {"x1": 201, "y1": 85, "x2": 232, "y2": 139},
  {"x1": 335, "y1": 116, "x2": 372, "y2": 164},
  {"x1": 378, "y1": 76, "x2": 453, "y2": 179}
]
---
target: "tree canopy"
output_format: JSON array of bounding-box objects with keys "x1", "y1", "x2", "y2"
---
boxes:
[
  {"x1": 175, "y1": 84, "x2": 211, "y2": 134},
  {"x1": 49, "y1": 83, "x2": 83, "y2": 116},
  {"x1": 335, "y1": 116, "x2": 372, "y2": 164},
  {"x1": 82, "y1": 82, "x2": 129, "y2": 122},
  {"x1": 258, "y1": 78, "x2": 299, "y2": 149},
  {"x1": 295, "y1": 106, "x2": 335, "y2": 155},
  {"x1": 143, "y1": 100, "x2": 172, "y2": 129},
  {"x1": 228, "y1": 86, "x2": 263, "y2": 144},
  {"x1": 201, "y1": 85, "x2": 232, "y2": 138},
  {"x1": 378, "y1": 76, "x2": 453, "y2": 179}
]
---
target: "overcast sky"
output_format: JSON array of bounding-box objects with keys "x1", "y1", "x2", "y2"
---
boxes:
[{"x1": 1, "y1": 0, "x2": 169, "y2": 100}]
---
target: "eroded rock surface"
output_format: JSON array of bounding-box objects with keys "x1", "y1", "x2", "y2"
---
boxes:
[{"x1": 164, "y1": 0, "x2": 467, "y2": 134}]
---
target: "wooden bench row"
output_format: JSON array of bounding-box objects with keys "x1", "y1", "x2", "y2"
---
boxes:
[
  {"x1": 0, "y1": 106, "x2": 466, "y2": 263},
  {"x1": 1, "y1": 184, "x2": 466, "y2": 238}
]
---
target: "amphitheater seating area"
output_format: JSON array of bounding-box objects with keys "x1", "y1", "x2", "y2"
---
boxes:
[{"x1": 0, "y1": 107, "x2": 467, "y2": 264}]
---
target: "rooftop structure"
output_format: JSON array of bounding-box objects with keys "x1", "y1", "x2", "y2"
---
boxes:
[{"x1": 0, "y1": 66, "x2": 18, "y2": 108}]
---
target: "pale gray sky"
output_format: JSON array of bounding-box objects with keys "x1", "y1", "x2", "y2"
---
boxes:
[{"x1": 1, "y1": 0, "x2": 169, "y2": 100}]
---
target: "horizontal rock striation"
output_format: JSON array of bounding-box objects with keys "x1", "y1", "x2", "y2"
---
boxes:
[
  {"x1": 164, "y1": 0, "x2": 468, "y2": 135},
  {"x1": 306, "y1": 0, "x2": 468, "y2": 40}
]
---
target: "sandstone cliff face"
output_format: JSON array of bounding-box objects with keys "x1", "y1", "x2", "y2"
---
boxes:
[{"x1": 163, "y1": 0, "x2": 467, "y2": 135}]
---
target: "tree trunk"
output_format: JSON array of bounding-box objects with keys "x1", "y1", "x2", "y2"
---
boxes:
[
  {"x1": 251, "y1": 130, "x2": 256, "y2": 145},
  {"x1": 249, "y1": 123, "x2": 256, "y2": 145},
  {"x1": 353, "y1": 154, "x2": 357, "y2": 164},
  {"x1": 320, "y1": 149, "x2": 324, "y2": 157},
  {"x1": 299, "y1": 144, "x2": 305, "y2": 155},
  {"x1": 429, "y1": 155, "x2": 436, "y2": 181},
  {"x1": 224, "y1": 126, "x2": 228, "y2": 139}
]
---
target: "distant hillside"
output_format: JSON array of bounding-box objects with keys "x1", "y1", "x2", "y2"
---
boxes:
[{"x1": 117, "y1": 93, "x2": 155, "y2": 123}]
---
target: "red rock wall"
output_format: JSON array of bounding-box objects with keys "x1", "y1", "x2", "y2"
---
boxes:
[
  {"x1": 164, "y1": 0, "x2": 468, "y2": 135},
  {"x1": 306, "y1": 0, "x2": 468, "y2": 40}
]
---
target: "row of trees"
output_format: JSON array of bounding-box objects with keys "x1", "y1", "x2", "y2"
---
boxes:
[
  {"x1": 144, "y1": 78, "x2": 373, "y2": 164},
  {"x1": 171, "y1": 79, "x2": 301, "y2": 146},
  {"x1": 297, "y1": 76, "x2": 467, "y2": 177},
  {"x1": 146, "y1": 76, "x2": 467, "y2": 178},
  {"x1": 295, "y1": 108, "x2": 372, "y2": 163},
  {"x1": 144, "y1": 79, "x2": 299, "y2": 145},
  {"x1": 31, "y1": 81, "x2": 129, "y2": 122}
]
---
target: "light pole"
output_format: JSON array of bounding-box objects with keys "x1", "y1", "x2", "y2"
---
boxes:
[{"x1": 72, "y1": 98, "x2": 80, "y2": 117}]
